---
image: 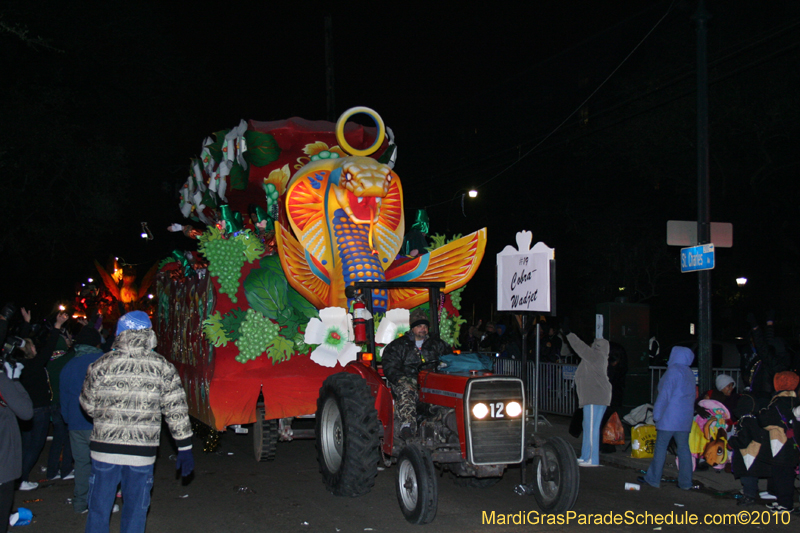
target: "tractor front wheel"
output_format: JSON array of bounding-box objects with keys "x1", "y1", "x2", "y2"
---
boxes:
[
  {"x1": 531, "y1": 436, "x2": 580, "y2": 512},
  {"x1": 316, "y1": 373, "x2": 380, "y2": 497},
  {"x1": 396, "y1": 444, "x2": 438, "y2": 524}
]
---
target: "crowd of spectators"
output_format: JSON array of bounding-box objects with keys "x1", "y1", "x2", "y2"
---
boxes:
[{"x1": 0, "y1": 302, "x2": 193, "y2": 531}]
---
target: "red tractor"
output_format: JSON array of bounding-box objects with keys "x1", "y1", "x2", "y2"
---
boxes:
[{"x1": 315, "y1": 282, "x2": 579, "y2": 524}]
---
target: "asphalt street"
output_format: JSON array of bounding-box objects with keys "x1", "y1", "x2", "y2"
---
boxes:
[{"x1": 11, "y1": 418, "x2": 796, "y2": 533}]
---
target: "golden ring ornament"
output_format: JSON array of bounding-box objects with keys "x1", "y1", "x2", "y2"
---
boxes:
[{"x1": 335, "y1": 106, "x2": 386, "y2": 157}]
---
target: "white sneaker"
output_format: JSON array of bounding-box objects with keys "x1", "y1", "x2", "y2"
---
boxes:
[
  {"x1": 579, "y1": 462, "x2": 601, "y2": 467},
  {"x1": 62, "y1": 471, "x2": 75, "y2": 480},
  {"x1": 19, "y1": 481, "x2": 39, "y2": 491},
  {"x1": 48, "y1": 474, "x2": 61, "y2": 481},
  {"x1": 112, "y1": 504, "x2": 120, "y2": 513},
  {"x1": 760, "y1": 491, "x2": 777, "y2": 500},
  {"x1": 577, "y1": 458, "x2": 587, "y2": 464}
]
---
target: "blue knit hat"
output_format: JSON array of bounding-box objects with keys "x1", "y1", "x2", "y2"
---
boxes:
[{"x1": 116, "y1": 311, "x2": 152, "y2": 335}]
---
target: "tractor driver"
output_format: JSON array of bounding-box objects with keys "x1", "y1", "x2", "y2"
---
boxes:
[{"x1": 382, "y1": 308, "x2": 451, "y2": 440}]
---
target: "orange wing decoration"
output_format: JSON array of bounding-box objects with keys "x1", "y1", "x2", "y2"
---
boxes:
[
  {"x1": 94, "y1": 259, "x2": 121, "y2": 301},
  {"x1": 385, "y1": 228, "x2": 487, "y2": 310},
  {"x1": 275, "y1": 222, "x2": 331, "y2": 309},
  {"x1": 137, "y1": 262, "x2": 160, "y2": 301}
]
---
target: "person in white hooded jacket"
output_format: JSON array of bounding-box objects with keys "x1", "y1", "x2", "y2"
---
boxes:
[{"x1": 567, "y1": 332, "x2": 611, "y2": 467}]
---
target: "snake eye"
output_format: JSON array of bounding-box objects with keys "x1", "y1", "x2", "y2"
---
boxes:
[{"x1": 345, "y1": 172, "x2": 352, "y2": 182}]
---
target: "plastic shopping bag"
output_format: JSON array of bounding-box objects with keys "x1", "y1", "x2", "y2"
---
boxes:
[
  {"x1": 630, "y1": 424, "x2": 657, "y2": 458},
  {"x1": 602, "y1": 412, "x2": 625, "y2": 445}
]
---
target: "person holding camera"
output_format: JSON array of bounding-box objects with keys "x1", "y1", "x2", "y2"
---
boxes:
[{"x1": 18, "y1": 310, "x2": 69, "y2": 491}]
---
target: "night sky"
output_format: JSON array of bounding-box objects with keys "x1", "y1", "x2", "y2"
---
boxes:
[{"x1": 2, "y1": 1, "x2": 798, "y2": 345}]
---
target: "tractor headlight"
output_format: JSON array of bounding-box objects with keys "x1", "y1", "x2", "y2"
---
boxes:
[
  {"x1": 506, "y1": 401, "x2": 522, "y2": 417},
  {"x1": 472, "y1": 402, "x2": 489, "y2": 419}
]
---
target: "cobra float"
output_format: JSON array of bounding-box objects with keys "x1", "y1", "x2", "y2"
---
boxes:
[{"x1": 156, "y1": 107, "x2": 485, "y2": 459}]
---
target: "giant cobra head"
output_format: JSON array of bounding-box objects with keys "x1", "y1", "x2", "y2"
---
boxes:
[{"x1": 331, "y1": 156, "x2": 395, "y2": 224}]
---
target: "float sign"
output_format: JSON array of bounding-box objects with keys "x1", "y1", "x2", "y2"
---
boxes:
[
  {"x1": 680, "y1": 244, "x2": 715, "y2": 273},
  {"x1": 497, "y1": 231, "x2": 554, "y2": 312}
]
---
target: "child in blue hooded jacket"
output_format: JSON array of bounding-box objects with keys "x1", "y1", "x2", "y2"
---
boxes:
[{"x1": 638, "y1": 346, "x2": 696, "y2": 490}]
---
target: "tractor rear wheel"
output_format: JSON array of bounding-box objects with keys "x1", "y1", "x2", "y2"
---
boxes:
[
  {"x1": 531, "y1": 436, "x2": 580, "y2": 512},
  {"x1": 396, "y1": 444, "x2": 438, "y2": 524},
  {"x1": 316, "y1": 373, "x2": 380, "y2": 497},
  {"x1": 253, "y1": 403, "x2": 277, "y2": 462}
]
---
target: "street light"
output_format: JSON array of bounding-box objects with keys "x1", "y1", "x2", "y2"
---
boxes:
[
  {"x1": 736, "y1": 277, "x2": 747, "y2": 287},
  {"x1": 443, "y1": 189, "x2": 478, "y2": 232}
]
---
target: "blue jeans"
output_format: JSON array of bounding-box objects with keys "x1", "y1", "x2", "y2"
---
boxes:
[
  {"x1": 86, "y1": 461, "x2": 154, "y2": 533},
  {"x1": 643, "y1": 429, "x2": 693, "y2": 490},
  {"x1": 47, "y1": 403, "x2": 73, "y2": 479},
  {"x1": 69, "y1": 430, "x2": 92, "y2": 513},
  {"x1": 20, "y1": 406, "x2": 51, "y2": 482},
  {"x1": 579, "y1": 404, "x2": 606, "y2": 465}
]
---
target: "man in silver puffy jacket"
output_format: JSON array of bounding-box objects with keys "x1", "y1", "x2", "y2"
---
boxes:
[{"x1": 80, "y1": 311, "x2": 193, "y2": 533}]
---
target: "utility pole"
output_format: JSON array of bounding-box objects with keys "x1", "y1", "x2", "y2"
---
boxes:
[
  {"x1": 694, "y1": 0, "x2": 712, "y2": 393},
  {"x1": 324, "y1": 15, "x2": 336, "y2": 122}
]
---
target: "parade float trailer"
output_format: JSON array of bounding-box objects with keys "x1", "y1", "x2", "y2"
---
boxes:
[
  {"x1": 156, "y1": 108, "x2": 486, "y2": 460},
  {"x1": 157, "y1": 108, "x2": 579, "y2": 523}
]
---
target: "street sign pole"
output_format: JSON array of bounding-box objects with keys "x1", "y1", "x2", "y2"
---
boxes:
[{"x1": 695, "y1": 0, "x2": 712, "y2": 393}]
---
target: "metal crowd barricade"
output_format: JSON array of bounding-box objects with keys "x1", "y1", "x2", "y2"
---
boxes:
[
  {"x1": 492, "y1": 358, "x2": 578, "y2": 416},
  {"x1": 649, "y1": 366, "x2": 743, "y2": 403}
]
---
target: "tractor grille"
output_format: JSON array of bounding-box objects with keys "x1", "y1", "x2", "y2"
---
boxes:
[{"x1": 465, "y1": 378, "x2": 525, "y2": 465}]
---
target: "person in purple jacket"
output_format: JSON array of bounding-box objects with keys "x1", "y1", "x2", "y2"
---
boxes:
[{"x1": 638, "y1": 346, "x2": 696, "y2": 490}]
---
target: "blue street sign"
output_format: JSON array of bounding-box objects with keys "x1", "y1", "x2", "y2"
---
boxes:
[{"x1": 680, "y1": 244, "x2": 715, "y2": 273}]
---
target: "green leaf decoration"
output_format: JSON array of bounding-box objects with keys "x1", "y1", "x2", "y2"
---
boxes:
[
  {"x1": 234, "y1": 230, "x2": 265, "y2": 263},
  {"x1": 293, "y1": 331, "x2": 309, "y2": 354},
  {"x1": 427, "y1": 233, "x2": 463, "y2": 252},
  {"x1": 287, "y1": 285, "x2": 319, "y2": 320},
  {"x1": 276, "y1": 307, "x2": 300, "y2": 336},
  {"x1": 220, "y1": 308, "x2": 248, "y2": 342},
  {"x1": 197, "y1": 226, "x2": 224, "y2": 248},
  {"x1": 243, "y1": 255, "x2": 289, "y2": 321},
  {"x1": 229, "y1": 161, "x2": 248, "y2": 190},
  {"x1": 372, "y1": 312, "x2": 384, "y2": 335},
  {"x1": 427, "y1": 234, "x2": 447, "y2": 251},
  {"x1": 208, "y1": 129, "x2": 229, "y2": 161},
  {"x1": 243, "y1": 131, "x2": 281, "y2": 167},
  {"x1": 202, "y1": 312, "x2": 230, "y2": 347},
  {"x1": 158, "y1": 257, "x2": 177, "y2": 269},
  {"x1": 202, "y1": 189, "x2": 218, "y2": 210},
  {"x1": 376, "y1": 144, "x2": 396, "y2": 165},
  {"x1": 267, "y1": 333, "x2": 295, "y2": 364}
]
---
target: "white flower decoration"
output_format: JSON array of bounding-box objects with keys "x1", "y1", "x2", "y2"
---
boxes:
[
  {"x1": 376, "y1": 308, "x2": 410, "y2": 360},
  {"x1": 304, "y1": 307, "x2": 359, "y2": 368},
  {"x1": 375, "y1": 308, "x2": 410, "y2": 344}
]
